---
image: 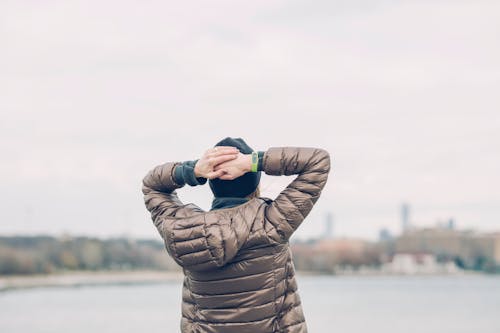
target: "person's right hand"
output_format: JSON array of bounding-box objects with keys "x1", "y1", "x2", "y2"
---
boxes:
[
  {"x1": 212, "y1": 152, "x2": 252, "y2": 180},
  {"x1": 194, "y1": 146, "x2": 239, "y2": 179}
]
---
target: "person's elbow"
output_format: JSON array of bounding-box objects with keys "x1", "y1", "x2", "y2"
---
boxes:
[{"x1": 313, "y1": 148, "x2": 331, "y2": 174}]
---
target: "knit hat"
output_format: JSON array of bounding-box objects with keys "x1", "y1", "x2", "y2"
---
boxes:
[{"x1": 209, "y1": 137, "x2": 261, "y2": 198}]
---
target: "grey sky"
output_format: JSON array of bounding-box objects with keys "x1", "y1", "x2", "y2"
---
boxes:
[{"x1": 1, "y1": 0, "x2": 499, "y2": 241}]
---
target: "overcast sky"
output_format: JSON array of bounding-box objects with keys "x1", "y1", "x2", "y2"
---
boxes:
[{"x1": 1, "y1": 0, "x2": 499, "y2": 241}]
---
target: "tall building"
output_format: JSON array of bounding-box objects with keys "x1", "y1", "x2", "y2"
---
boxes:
[
  {"x1": 447, "y1": 218, "x2": 456, "y2": 230},
  {"x1": 323, "y1": 212, "x2": 334, "y2": 239},
  {"x1": 401, "y1": 203, "x2": 410, "y2": 233},
  {"x1": 379, "y1": 227, "x2": 392, "y2": 241}
]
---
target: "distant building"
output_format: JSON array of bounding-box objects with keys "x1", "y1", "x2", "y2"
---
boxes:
[
  {"x1": 447, "y1": 218, "x2": 456, "y2": 230},
  {"x1": 401, "y1": 203, "x2": 410, "y2": 233},
  {"x1": 322, "y1": 212, "x2": 334, "y2": 239},
  {"x1": 394, "y1": 227, "x2": 500, "y2": 267},
  {"x1": 378, "y1": 228, "x2": 392, "y2": 242},
  {"x1": 381, "y1": 252, "x2": 461, "y2": 275}
]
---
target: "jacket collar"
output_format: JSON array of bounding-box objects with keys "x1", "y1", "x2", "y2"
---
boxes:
[{"x1": 210, "y1": 196, "x2": 249, "y2": 211}]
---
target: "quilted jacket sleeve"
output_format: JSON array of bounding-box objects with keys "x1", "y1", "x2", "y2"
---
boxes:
[
  {"x1": 262, "y1": 147, "x2": 331, "y2": 243},
  {"x1": 142, "y1": 160, "x2": 252, "y2": 272},
  {"x1": 142, "y1": 161, "x2": 204, "y2": 231}
]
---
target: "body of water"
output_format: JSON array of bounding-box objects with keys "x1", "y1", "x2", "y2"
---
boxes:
[{"x1": 1, "y1": 274, "x2": 499, "y2": 333}]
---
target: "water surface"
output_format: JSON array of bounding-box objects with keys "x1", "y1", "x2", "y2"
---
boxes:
[{"x1": 1, "y1": 274, "x2": 499, "y2": 333}]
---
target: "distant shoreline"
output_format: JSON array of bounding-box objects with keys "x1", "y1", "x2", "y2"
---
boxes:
[
  {"x1": 0, "y1": 270, "x2": 184, "y2": 292},
  {"x1": 0, "y1": 269, "x2": 489, "y2": 293}
]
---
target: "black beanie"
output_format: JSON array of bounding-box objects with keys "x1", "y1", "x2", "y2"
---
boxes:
[{"x1": 209, "y1": 137, "x2": 261, "y2": 198}]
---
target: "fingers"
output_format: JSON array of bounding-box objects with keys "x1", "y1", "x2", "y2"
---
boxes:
[
  {"x1": 209, "y1": 154, "x2": 238, "y2": 167},
  {"x1": 215, "y1": 146, "x2": 239, "y2": 152},
  {"x1": 207, "y1": 168, "x2": 226, "y2": 180},
  {"x1": 207, "y1": 146, "x2": 239, "y2": 157},
  {"x1": 218, "y1": 173, "x2": 234, "y2": 180},
  {"x1": 213, "y1": 160, "x2": 230, "y2": 171},
  {"x1": 206, "y1": 168, "x2": 237, "y2": 180}
]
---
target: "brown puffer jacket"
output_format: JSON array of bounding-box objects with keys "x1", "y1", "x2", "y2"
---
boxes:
[{"x1": 142, "y1": 147, "x2": 331, "y2": 333}]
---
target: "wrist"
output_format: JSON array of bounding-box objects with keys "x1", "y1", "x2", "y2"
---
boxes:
[
  {"x1": 250, "y1": 151, "x2": 258, "y2": 172},
  {"x1": 189, "y1": 160, "x2": 207, "y2": 185},
  {"x1": 245, "y1": 154, "x2": 253, "y2": 172},
  {"x1": 257, "y1": 151, "x2": 265, "y2": 171},
  {"x1": 194, "y1": 161, "x2": 203, "y2": 178}
]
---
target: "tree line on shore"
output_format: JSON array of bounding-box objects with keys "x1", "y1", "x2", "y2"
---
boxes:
[
  {"x1": 0, "y1": 235, "x2": 179, "y2": 275},
  {"x1": 1, "y1": 234, "x2": 498, "y2": 275}
]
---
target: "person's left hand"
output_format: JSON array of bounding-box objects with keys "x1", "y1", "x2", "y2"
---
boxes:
[
  {"x1": 194, "y1": 146, "x2": 239, "y2": 179},
  {"x1": 212, "y1": 152, "x2": 252, "y2": 180}
]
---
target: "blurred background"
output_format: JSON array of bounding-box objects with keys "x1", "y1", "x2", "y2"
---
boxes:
[{"x1": 1, "y1": 1, "x2": 499, "y2": 332}]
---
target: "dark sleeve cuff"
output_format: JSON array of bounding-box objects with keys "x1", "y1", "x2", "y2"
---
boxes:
[
  {"x1": 173, "y1": 159, "x2": 208, "y2": 186},
  {"x1": 257, "y1": 151, "x2": 265, "y2": 172}
]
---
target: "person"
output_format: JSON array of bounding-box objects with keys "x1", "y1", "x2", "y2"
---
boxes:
[{"x1": 141, "y1": 137, "x2": 331, "y2": 333}]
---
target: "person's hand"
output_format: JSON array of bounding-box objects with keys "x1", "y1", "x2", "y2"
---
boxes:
[
  {"x1": 194, "y1": 146, "x2": 239, "y2": 180},
  {"x1": 212, "y1": 152, "x2": 252, "y2": 180}
]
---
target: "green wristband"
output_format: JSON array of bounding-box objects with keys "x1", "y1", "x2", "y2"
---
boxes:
[{"x1": 251, "y1": 151, "x2": 258, "y2": 172}]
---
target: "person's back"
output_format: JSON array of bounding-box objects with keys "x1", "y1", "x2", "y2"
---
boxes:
[{"x1": 142, "y1": 137, "x2": 331, "y2": 333}]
